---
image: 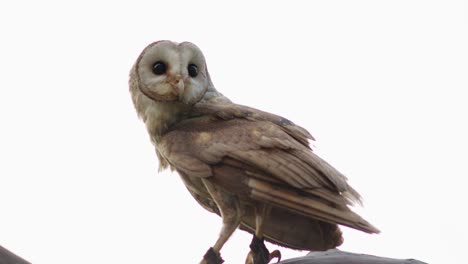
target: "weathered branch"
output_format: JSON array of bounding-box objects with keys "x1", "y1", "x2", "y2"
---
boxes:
[
  {"x1": 0, "y1": 245, "x2": 31, "y2": 264},
  {"x1": 279, "y1": 249, "x2": 427, "y2": 264}
]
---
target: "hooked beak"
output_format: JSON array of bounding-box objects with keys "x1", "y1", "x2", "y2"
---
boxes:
[
  {"x1": 168, "y1": 75, "x2": 185, "y2": 100},
  {"x1": 174, "y1": 79, "x2": 185, "y2": 100}
]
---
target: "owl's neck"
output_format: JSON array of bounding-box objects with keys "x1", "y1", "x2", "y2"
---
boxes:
[
  {"x1": 133, "y1": 85, "x2": 227, "y2": 143},
  {"x1": 139, "y1": 99, "x2": 191, "y2": 143}
]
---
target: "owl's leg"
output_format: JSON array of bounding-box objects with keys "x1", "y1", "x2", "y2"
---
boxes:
[
  {"x1": 245, "y1": 205, "x2": 281, "y2": 264},
  {"x1": 200, "y1": 178, "x2": 242, "y2": 264}
]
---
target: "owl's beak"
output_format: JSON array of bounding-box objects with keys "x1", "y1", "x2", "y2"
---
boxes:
[
  {"x1": 168, "y1": 75, "x2": 185, "y2": 100},
  {"x1": 174, "y1": 79, "x2": 185, "y2": 100}
]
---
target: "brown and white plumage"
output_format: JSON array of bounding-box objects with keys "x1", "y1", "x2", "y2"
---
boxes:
[{"x1": 129, "y1": 40, "x2": 379, "y2": 264}]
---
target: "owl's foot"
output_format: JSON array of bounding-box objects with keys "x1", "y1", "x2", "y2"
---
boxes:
[
  {"x1": 246, "y1": 236, "x2": 281, "y2": 264},
  {"x1": 249, "y1": 236, "x2": 269, "y2": 264},
  {"x1": 201, "y1": 247, "x2": 224, "y2": 264}
]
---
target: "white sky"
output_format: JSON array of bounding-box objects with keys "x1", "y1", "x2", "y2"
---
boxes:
[{"x1": 0, "y1": 1, "x2": 467, "y2": 264}]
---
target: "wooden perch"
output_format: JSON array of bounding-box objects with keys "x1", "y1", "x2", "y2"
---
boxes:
[
  {"x1": 0, "y1": 245, "x2": 30, "y2": 264},
  {"x1": 279, "y1": 249, "x2": 427, "y2": 264}
]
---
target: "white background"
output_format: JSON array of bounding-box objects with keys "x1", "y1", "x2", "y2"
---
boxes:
[{"x1": 0, "y1": 1, "x2": 467, "y2": 263}]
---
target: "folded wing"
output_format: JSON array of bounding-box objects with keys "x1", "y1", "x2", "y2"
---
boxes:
[{"x1": 157, "y1": 102, "x2": 380, "y2": 242}]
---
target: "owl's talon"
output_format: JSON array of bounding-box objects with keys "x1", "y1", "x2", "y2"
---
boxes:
[
  {"x1": 203, "y1": 247, "x2": 224, "y2": 264},
  {"x1": 268, "y1": 250, "x2": 281, "y2": 263}
]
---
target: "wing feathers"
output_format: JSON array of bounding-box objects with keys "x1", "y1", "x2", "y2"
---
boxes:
[
  {"x1": 161, "y1": 116, "x2": 362, "y2": 205},
  {"x1": 248, "y1": 178, "x2": 380, "y2": 234},
  {"x1": 305, "y1": 188, "x2": 352, "y2": 206},
  {"x1": 229, "y1": 150, "x2": 311, "y2": 188},
  {"x1": 192, "y1": 102, "x2": 314, "y2": 145},
  {"x1": 292, "y1": 150, "x2": 363, "y2": 204},
  {"x1": 158, "y1": 102, "x2": 379, "y2": 238}
]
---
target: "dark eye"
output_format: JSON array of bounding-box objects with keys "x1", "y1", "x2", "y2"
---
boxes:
[
  {"x1": 152, "y1": 61, "x2": 167, "y2": 75},
  {"x1": 188, "y1": 64, "x2": 198, "y2": 77}
]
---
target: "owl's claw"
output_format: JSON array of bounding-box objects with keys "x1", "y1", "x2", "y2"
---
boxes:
[
  {"x1": 247, "y1": 236, "x2": 281, "y2": 264},
  {"x1": 268, "y1": 250, "x2": 281, "y2": 263},
  {"x1": 202, "y1": 247, "x2": 224, "y2": 264}
]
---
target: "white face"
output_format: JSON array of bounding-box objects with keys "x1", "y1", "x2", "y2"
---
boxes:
[{"x1": 135, "y1": 40, "x2": 211, "y2": 105}]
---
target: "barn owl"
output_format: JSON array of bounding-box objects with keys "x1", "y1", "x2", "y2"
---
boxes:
[{"x1": 129, "y1": 40, "x2": 379, "y2": 264}]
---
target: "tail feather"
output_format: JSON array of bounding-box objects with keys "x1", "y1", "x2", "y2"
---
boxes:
[{"x1": 248, "y1": 178, "x2": 380, "y2": 234}]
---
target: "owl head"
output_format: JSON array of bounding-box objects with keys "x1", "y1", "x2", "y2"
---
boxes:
[
  {"x1": 130, "y1": 41, "x2": 222, "y2": 136},
  {"x1": 130, "y1": 40, "x2": 215, "y2": 105}
]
